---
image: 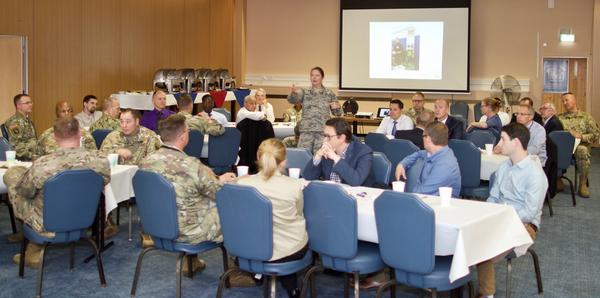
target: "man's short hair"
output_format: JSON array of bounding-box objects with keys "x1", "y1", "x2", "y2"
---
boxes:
[
  {"x1": 413, "y1": 91, "x2": 425, "y2": 99},
  {"x1": 244, "y1": 95, "x2": 256, "y2": 104},
  {"x1": 436, "y1": 98, "x2": 450, "y2": 108},
  {"x1": 519, "y1": 97, "x2": 534, "y2": 107},
  {"x1": 158, "y1": 114, "x2": 187, "y2": 143},
  {"x1": 425, "y1": 122, "x2": 448, "y2": 146},
  {"x1": 120, "y1": 108, "x2": 141, "y2": 120},
  {"x1": 83, "y1": 95, "x2": 97, "y2": 104},
  {"x1": 202, "y1": 94, "x2": 213, "y2": 103},
  {"x1": 390, "y1": 99, "x2": 404, "y2": 109},
  {"x1": 101, "y1": 97, "x2": 115, "y2": 111},
  {"x1": 325, "y1": 117, "x2": 352, "y2": 143},
  {"x1": 561, "y1": 92, "x2": 574, "y2": 97},
  {"x1": 178, "y1": 93, "x2": 194, "y2": 108},
  {"x1": 502, "y1": 123, "x2": 530, "y2": 150},
  {"x1": 13, "y1": 93, "x2": 29, "y2": 106},
  {"x1": 543, "y1": 102, "x2": 556, "y2": 111},
  {"x1": 53, "y1": 117, "x2": 80, "y2": 139},
  {"x1": 417, "y1": 110, "x2": 435, "y2": 127},
  {"x1": 519, "y1": 104, "x2": 535, "y2": 116}
]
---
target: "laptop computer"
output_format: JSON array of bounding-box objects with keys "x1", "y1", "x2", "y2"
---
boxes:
[{"x1": 377, "y1": 107, "x2": 390, "y2": 119}]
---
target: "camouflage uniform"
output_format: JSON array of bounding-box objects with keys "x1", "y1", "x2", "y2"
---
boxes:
[
  {"x1": 405, "y1": 107, "x2": 433, "y2": 125},
  {"x1": 89, "y1": 114, "x2": 120, "y2": 132},
  {"x1": 178, "y1": 111, "x2": 225, "y2": 136},
  {"x1": 3, "y1": 112, "x2": 40, "y2": 161},
  {"x1": 288, "y1": 87, "x2": 341, "y2": 153},
  {"x1": 38, "y1": 127, "x2": 97, "y2": 155},
  {"x1": 139, "y1": 145, "x2": 223, "y2": 244},
  {"x1": 282, "y1": 136, "x2": 298, "y2": 148},
  {"x1": 558, "y1": 110, "x2": 600, "y2": 178},
  {"x1": 2, "y1": 147, "x2": 110, "y2": 237},
  {"x1": 282, "y1": 107, "x2": 303, "y2": 123},
  {"x1": 100, "y1": 126, "x2": 161, "y2": 165}
]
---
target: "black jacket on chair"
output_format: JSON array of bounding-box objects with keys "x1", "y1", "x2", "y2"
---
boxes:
[
  {"x1": 545, "y1": 137, "x2": 558, "y2": 198},
  {"x1": 543, "y1": 115, "x2": 564, "y2": 135},
  {"x1": 236, "y1": 118, "x2": 275, "y2": 173},
  {"x1": 395, "y1": 128, "x2": 425, "y2": 149},
  {"x1": 443, "y1": 115, "x2": 465, "y2": 140}
]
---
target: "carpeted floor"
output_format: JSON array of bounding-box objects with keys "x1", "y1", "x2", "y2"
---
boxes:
[{"x1": 1, "y1": 150, "x2": 599, "y2": 298}]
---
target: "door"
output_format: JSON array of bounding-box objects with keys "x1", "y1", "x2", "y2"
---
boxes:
[{"x1": 542, "y1": 57, "x2": 587, "y2": 114}]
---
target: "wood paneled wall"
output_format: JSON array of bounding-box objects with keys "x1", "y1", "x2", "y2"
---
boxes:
[{"x1": 0, "y1": 0, "x2": 235, "y2": 132}]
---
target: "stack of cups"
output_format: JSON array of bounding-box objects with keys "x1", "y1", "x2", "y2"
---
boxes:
[
  {"x1": 5, "y1": 151, "x2": 16, "y2": 167},
  {"x1": 288, "y1": 168, "x2": 301, "y2": 179},
  {"x1": 108, "y1": 154, "x2": 119, "y2": 169},
  {"x1": 439, "y1": 187, "x2": 452, "y2": 207},
  {"x1": 392, "y1": 181, "x2": 405, "y2": 192},
  {"x1": 237, "y1": 166, "x2": 249, "y2": 177}
]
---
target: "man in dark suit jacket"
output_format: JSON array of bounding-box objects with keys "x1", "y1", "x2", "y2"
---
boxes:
[
  {"x1": 539, "y1": 102, "x2": 564, "y2": 135},
  {"x1": 395, "y1": 109, "x2": 434, "y2": 149},
  {"x1": 303, "y1": 117, "x2": 373, "y2": 186},
  {"x1": 434, "y1": 99, "x2": 465, "y2": 140}
]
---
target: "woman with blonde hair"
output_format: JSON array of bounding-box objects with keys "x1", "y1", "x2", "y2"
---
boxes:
[
  {"x1": 236, "y1": 138, "x2": 308, "y2": 298},
  {"x1": 467, "y1": 97, "x2": 503, "y2": 141},
  {"x1": 255, "y1": 88, "x2": 275, "y2": 123}
]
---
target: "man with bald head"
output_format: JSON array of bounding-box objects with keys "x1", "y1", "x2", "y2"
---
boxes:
[
  {"x1": 434, "y1": 98, "x2": 465, "y2": 140},
  {"x1": 90, "y1": 97, "x2": 121, "y2": 132},
  {"x1": 140, "y1": 90, "x2": 175, "y2": 131},
  {"x1": 38, "y1": 101, "x2": 96, "y2": 156},
  {"x1": 558, "y1": 92, "x2": 600, "y2": 198}
]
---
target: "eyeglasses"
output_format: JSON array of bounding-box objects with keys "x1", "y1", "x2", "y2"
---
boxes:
[
  {"x1": 323, "y1": 134, "x2": 339, "y2": 140},
  {"x1": 516, "y1": 113, "x2": 532, "y2": 116},
  {"x1": 422, "y1": 134, "x2": 429, "y2": 138}
]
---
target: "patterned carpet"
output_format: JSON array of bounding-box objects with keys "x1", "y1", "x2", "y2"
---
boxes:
[{"x1": 1, "y1": 150, "x2": 599, "y2": 297}]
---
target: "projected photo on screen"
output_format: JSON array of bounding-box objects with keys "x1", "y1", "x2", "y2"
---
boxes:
[{"x1": 369, "y1": 22, "x2": 443, "y2": 80}]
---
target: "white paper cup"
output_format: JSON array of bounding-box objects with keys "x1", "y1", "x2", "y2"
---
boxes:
[
  {"x1": 439, "y1": 187, "x2": 453, "y2": 207},
  {"x1": 392, "y1": 181, "x2": 405, "y2": 192},
  {"x1": 288, "y1": 168, "x2": 301, "y2": 179},
  {"x1": 107, "y1": 154, "x2": 119, "y2": 168},
  {"x1": 485, "y1": 144, "x2": 494, "y2": 156},
  {"x1": 5, "y1": 150, "x2": 16, "y2": 166},
  {"x1": 237, "y1": 165, "x2": 249, "y2": 177}
]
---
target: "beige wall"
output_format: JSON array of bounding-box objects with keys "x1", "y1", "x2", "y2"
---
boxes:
[
  {"x1": 0, "y1": 0, "x2": 236, "y2": 132},
  {"x1": 246, "y1": 0, "x2": 598, "y2": 123}
]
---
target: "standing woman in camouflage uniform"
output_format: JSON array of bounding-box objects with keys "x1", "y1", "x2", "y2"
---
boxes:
[{"x1": 288, "y1": 67, "x2": 342, "y2": 153}]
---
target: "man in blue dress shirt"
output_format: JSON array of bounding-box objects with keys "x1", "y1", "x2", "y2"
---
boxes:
[
  {"x1": 140, "y1": 90, "x2": 175, "y2": 131},
  {"x1": 477, "y1": 123, "x2": 548, "y2": 298},
  {"x1": 395, "y1": 122, "x2": 461, "y2": 197}
]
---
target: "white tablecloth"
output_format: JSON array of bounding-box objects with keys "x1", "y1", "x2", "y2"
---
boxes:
[
  {"x1": 1, "y1": 162, "x2": 138, "y2": 219},
  {"x1": 104, "y1": 165, "x2": 138, "y2": 218},
  {"x1": 346, "y1": 185, "x2": 533, "y2": 283},
  {"x1": 0, "y1": 162, "x2": 33, "y2": 194},
  {"x1": 112, "y1": 93, "x2": 178, "y2": 110},
  {"x1": 480, "y1": 153, "x2": 509, "y2": 180}
]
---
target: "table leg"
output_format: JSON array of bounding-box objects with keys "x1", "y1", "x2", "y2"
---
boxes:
[{"x1": 84, "y1": 193, "x2": 114, "y2": 263}]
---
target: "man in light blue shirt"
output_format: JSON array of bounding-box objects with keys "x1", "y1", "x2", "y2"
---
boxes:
[
  {"x1": 395, "y1": 122, "x2": 461, "y2": 197},
  {"x1": 515, "y1": 104, "x2": 547, "y2": 166},
  {"x1": 477, "y1": 122, "x2": 548, "y2": 298}
]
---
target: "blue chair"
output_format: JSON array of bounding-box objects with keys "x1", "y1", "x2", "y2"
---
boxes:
[
  {"x1": 450, "y1": 100, "x2": 469, "y2": 121},
  {"x1": 548, "y1": 131, "x2": 576, "y2": 206},
  {"x1": 18, "y1": 169, "x2": 106, "y2": 298},
  {"x1": 301, "y1": 182, "x2": 385, "y2": 297},
  {"x1": 183, "y1": 129, "x2": 205, "y2": 160},
  {"x1": 449, "y1": 139, "x2": 489, "y2": 199},
  {"x1": 384, "y1": 139, "x2": 419, "y2": 184},
  {"x1": 465, "y1": 130, "x2": 496, "y2": 149},
  {"x1": 473, "y1": 102, "x2": 483, "y2": 122},
  {"x1": 0, "y1": 137, "x2": 17, "y2": 234},
  {"x1": 215, "y1": 184, "x2": 313, "y2": 298},
  {"x1": 91, "y1": 129, "x2": 112, "y2": 149},
  {"x1": 370, "y1": 152, "x2": 391, "y2": 187},
  {"x1": 131, "y1": 170, "x2": 227, "y2": 298},
  {"x1": 213, "y1": 108, "x2": 231, "y2": 122},
  {"x1": 365, "y1": 133, "x2": 389, "y2": 153},
  {"x1": 208, "y1": 127, "x2": 241, "y2": 175},
  {"x1": 286, "y1": 147, "x2": 312, "y2": 177},
  {"x1": 1, "y1": 123, "x2": 9, "y2": 140},
  {"x1": 0, "y1": 137, "x2": 10, "y2": 161},
  {"x1": 374, "y1": 191, "x2": 473, "y2": 298}
]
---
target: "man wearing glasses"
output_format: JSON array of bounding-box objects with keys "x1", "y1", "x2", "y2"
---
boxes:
[
  {"x1": 303, "y1": 117, "x2": 373, "y2": 186},
  {"x1": 498, "y1": 105, "x2": 547, "y2": 167},
  {"x1": 395, "y1": 122, "x2": 461, "y2": 197},
  {"x1": 405, "y1": 92, "x2": 433, "y2": 125}
]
